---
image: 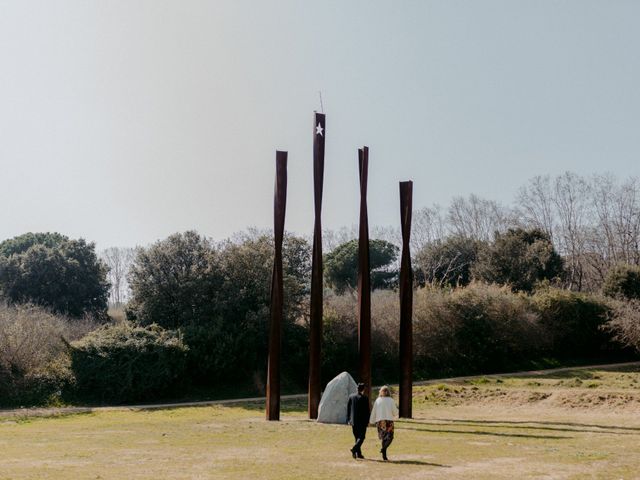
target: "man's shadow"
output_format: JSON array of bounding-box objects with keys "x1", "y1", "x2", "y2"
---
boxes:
[{"x1": 363, "y1": 458, "x2": 451, "y2": 467}]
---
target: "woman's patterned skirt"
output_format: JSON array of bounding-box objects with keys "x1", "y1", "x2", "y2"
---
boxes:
[{"x1": 376, "y1": 420, "x2": 394, "y2": 449}]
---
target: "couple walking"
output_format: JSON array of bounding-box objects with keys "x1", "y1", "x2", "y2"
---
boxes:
[{"x1": 347, "y1": 383, "x2": 398, "y2": 461}]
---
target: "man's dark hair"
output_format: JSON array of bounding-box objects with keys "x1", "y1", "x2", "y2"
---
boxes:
[{"x1": 357, "y1": 383, "x2": 366, "y2": 392}]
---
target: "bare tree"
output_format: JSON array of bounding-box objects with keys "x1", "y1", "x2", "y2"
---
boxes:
[
  {"x1": 617, "y1": 177, "x2": 640, "y2": 265},
  {"x1": 553, "y1": 172, "x2": 591, "y2": 290},
  {"x1": 447, "y1": 194, "x2": 512, "y2": 241},
  {"x1": 516, "y1": 175, "x2": 556, "y2": 240},
  {"x1": 586, "y1": 175, "x2": 640, "y2": 286},
  {"x1": 371, "y1": 225, "x2": 401, "y2": 248},
  {"x1": 411, "y1": 205, "x2": 446, "y2": 252},
  {"x1": 323, "y1": 225, "x2": 358, "y2": 252},
  {"x1": 101, "y1": 247, "x2": 136, "y2": 307}
]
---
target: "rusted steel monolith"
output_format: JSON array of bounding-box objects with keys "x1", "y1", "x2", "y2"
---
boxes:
[
  {"x1": 309, "y1": 113, "x2": 325, "y2": 419},
  {"x1": 266, "y1": 151, "x2": 287, "y2": 421},
  {"x1": 357, "y1": 147, "x2": 372, "y2": 402},
  {"x1": 399, "y1": 181, "x2": 413, "y2": 418}
]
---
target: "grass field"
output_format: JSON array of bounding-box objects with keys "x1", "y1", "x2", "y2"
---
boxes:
[{"x1": 2, "y1": 365, "x2": 640, "y2": 479}]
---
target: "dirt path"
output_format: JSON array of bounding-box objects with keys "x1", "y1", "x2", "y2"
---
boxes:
[{"x1": 2, "y1": 360, "x2": 639, "y2": 419}]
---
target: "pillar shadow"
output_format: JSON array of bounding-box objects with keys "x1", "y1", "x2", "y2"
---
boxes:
[
  {"x1": 399, "y1": 424, "x2": 570, "y2": 440},
  {"x1": 429, "y1": 418, "x2": 640, "y2": 434}
]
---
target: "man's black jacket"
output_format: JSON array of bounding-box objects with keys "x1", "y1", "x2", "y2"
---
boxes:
[{"x1": 347, "y1": 393, "x2": 370, "y2": 428}]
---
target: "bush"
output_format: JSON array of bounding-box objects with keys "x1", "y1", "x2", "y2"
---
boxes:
[
  {"x1": 370, "y1": 290, "x2": 401, "y2": 383},
  {"x1": 413, "y1": 283, "x2": 541, "y2": 377},
  {"x1": 603, "y1": 263, "x2": 640, "y2": 300},
  {"x1": 0, "y1": 304, "x2": 93, "y2": 406},
  {"x1": 0, "y1": 232, "x2": 110, "y2": 318},
  {"x1": 70, "y1": 323, "x2": 188, "y2": 403},
  {"x1": 320, "y1": 283, "x2": 622, "y2": 386},
  {"x1": 321, "y1": 294, "x2": 358, "y2": 384},
  {"x1": 602, "y1": 299, "x2": 640, "y2": 353},
  {"x1": 530, "y1": 287, "x2": 613, "y2": 357},
  {"x1": 320, "y1": 291, "x2": 400, "y2": 386},
  {"x1": 414, "y1": 236, "x2": 482, "y2": 288}
]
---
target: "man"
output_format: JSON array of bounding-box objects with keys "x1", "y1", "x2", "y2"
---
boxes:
[{"x1": 347, "y1": 382, "x2": 370, "y2": 459}]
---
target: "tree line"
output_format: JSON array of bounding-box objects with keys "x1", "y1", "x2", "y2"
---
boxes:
[{"x1": 1, "y1": 171, "x2": 640, "y2": 406}]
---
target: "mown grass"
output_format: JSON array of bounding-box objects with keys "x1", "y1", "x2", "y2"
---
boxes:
[{"x1": 2, "y1": 367, "x2": 640, "y2": 479}]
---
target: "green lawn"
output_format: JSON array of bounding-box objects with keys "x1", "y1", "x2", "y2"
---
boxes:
[{"x1": 2, "y1": 366, "x2": 640, "y2": 479}]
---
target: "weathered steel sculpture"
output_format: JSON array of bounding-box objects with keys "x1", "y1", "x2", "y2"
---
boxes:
[
  {"x1": 266, "y1": 151, "x2": 287, "y2": 421},
  {"x1": 357, "y1": 147, "x2": 372, "y2": 402},
  {"x1": 399, "y1": 181, "x2": 414, "y2": 418},
  {"x1": 309, "y1": 113, "x2": 326, "y2": 419}
]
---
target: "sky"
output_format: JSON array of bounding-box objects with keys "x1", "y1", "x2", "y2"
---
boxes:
[{"x1": 1, "y1": 0, "x2": 639, "y2": 249}]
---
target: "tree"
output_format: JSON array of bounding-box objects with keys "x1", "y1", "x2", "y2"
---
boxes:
[
  {"x1": 204, "y1": 233, "x2": 311, "y2": 384},
  {"x1": 516, "y1": 172, "x2": 640, "y2": 292},
  {"x1": 0, "y1": 233, "x2": 109, "y2": 318},
  {"x1": 411, "y1": 205, "x2": 446, "y2": 252},
  {"x1": 589, "y1": 175, "x2": 640, "y2": 284},
  {"x1": 552, "y1": 172, "x2": 590, "y2": 290},
  {"x1": 126, "y1": 230, "x2": 311, "y2": 386},
  {"x1": 324, "y1": 239, "x2": 399, "y2": 295},
  {"x1": 473, "y1": 228, "x2": 564, "y2": 292},
  {"x1": 414, "y1": 236, "x2": 482, "y2": 288},
  {"x1": 101, "y1": 247, "x2": 136, "y2": 307},
  {"x1": 126, "y1": 231, "x2": 221, "y2": 329},
  {"x1": 447, "y1": 194, "x2": 513, "y2": 242},
  {"x1": 516, "y1": 175, "x2": 555, "y2": 241},
  {"x1": 603, "y1": 263, "x2": 640, "y2": 300}
]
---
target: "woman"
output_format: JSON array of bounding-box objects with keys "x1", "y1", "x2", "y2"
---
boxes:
[{"x1": 369, "y1": 385, "x2": 398, "y2": 461}]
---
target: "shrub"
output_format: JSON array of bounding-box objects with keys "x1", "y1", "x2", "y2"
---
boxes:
[
  {"x1": 530, "y1": 287, "x2": 612, "y2": 357},
  {"x1": 0, "y1": 304, "x2": 93, "y2": 406},
  {"x1": 603, "y1": 263, "x2": 640, "y2": 300},
  {"x1": 69, "y1": 323, "x2": 188, "y2": 403},
  {"x1": 413, "y1": 283, "x2": 541, "y2": 377},
  {"x1": 414, "y1": 236, "x2": 482, "y2": 287},
  {"x1": 320, "y1": 284, "x2": 625, "y2": 384},
  {"x1": 321, "y1": 294, "x2": 358, "y2": 384},
  {"x1": 321, "y1": 291, "x2": 400, "y2": 386},
  {"x1": 370, "y1": 290, "x2": 401, "y2": 383},
  {"x1": 602, "y1": 299, "x2": 640, "y2": 352}
]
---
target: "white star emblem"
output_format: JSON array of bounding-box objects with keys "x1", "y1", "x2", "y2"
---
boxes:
[{"x1": 316, "y1": 122, "x2": 324, "y2": 136}]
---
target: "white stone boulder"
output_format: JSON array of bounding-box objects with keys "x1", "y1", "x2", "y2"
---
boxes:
[{"x1": 316, "y1": 371, "x2": 357, "y2": 424}]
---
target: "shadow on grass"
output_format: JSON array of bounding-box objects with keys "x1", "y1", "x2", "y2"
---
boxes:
[
  {"x1": 431, "y1": 417, "x2": 640, "y2": 434},
  {"x1": 364, "y1": 458, "x2": 451, "y2": 467},
  {"x1": 133, "y1": 397, "x2": 307, "y2": 415},
  {"x1": 223, "y1": 398, "x2": 307, "y2": 414},
  {"x1": 398, "y1": 421, "x2": 570, "y2": 440}
]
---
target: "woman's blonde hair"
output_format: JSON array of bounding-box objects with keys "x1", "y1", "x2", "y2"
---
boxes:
[{"x1": 378, "y1": 385, "x2": 390, "y2": 397}]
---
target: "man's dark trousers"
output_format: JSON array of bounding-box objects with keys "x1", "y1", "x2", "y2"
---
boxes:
[
  {"x1": 351, "y1": 424, "x2": 367, "y2": 455},
  {"x1": 347, "y1": 393, "x2": 370, "y2": 456}
]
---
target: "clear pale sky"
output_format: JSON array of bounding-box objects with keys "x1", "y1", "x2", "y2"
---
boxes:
[{"x1": 1, "y1": 1, "x2": 639, "y2": 249}]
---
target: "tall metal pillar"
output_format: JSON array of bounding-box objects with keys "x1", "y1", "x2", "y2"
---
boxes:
[
  {"x1": 308, "y1": 113, "x2": 326, "y2": 419},
  {"x1": 266, "y1": 151, "x2": 287, "y2": 421},
  {"x1": 357, "y1": 147, "x2": 372, "y2": 402},
  {"x1": 399, "y1": 181, "x2": 414, "y2": 418}
]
